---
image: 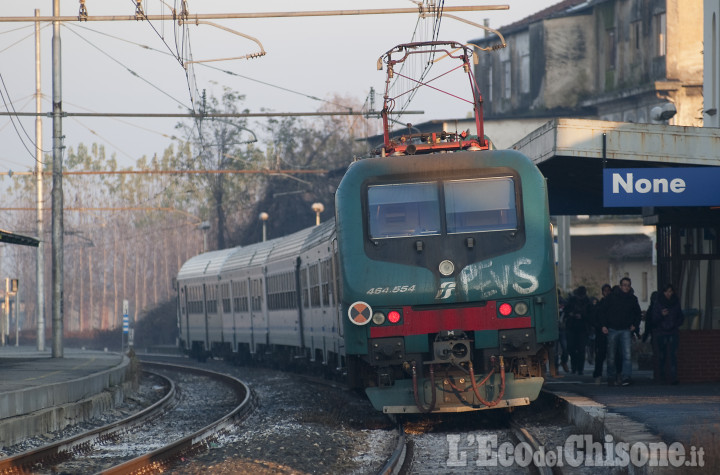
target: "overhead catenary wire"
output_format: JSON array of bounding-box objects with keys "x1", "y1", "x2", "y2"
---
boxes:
[
  {"x1": 0, "y1": 72, "x2": 50, "y2": 161},
  {"x1": 58, "y1": 21, "x2": 351, "y2": 113},
  {"x1": 0, "y1": 24, "x2": 42, "y2": 55},
  {"x1": 387, "y1": 0, "x2": 446, "y2": 127},
  {"x1": 62, "y1": 24, "x2": 191, "y2": 110},
  {"x1": 0, "y1": 2, "x2": 489, "y2": 176}
]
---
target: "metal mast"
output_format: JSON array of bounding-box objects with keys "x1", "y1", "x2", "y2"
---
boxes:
[
  {"x1": 51, "y1": 0, "x2": 63, "y2": 358},
  {"x1": 35, "y1": 9, "x2": 45, "y2": 352}
]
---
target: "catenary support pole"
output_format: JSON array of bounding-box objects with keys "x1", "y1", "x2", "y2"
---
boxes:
[
  {"x1": 51, "y1": 0, "x2": 63, "y2": 358},
  {"x1": 35, "y1": 9, "x2": 46, "y2": 352}
]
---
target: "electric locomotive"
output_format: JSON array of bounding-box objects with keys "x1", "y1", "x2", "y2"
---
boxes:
[
  {"x1": 175, "y1": 41, "x2": 557, "y2": 414},
  {"x1": 335, "y1": 42, "x2": 557, "y2": 413},
  {"x1": 336, "y1": 149, "x2": 557, "y2": 413}
]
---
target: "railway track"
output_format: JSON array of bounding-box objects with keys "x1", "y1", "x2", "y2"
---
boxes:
[
  {"x1": 0, "y1": 362, "x2": 255, "y2": 474},
  {"x1": 378, "y1": 391, "x2": 598, "y2": 475},
  {"x1": 2, "y1": 354, "x2": 583, "y2": 474},
  {"x1": 136, "y1": 356, "x2": 583, "y2": 474}
]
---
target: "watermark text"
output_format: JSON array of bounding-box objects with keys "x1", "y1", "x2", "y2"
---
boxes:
[{"x1": 446, "y1": 434, "x2": 705, "y2": 468}]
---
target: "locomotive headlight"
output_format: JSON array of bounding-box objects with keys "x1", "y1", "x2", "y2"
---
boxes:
[
  {"x1": 372, "y1": 312, "x2": 386, "y2": 325},
  {"x1": 438, "y1": 259, "x2": 455, "y2": 276},
  {"x1": 514, "y1": 302, "x2": 529, "y2": 316}
]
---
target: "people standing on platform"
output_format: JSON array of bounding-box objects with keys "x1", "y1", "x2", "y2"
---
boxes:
[
  {"x1": 564, "y1": 286, "x2": 591, "y2": 375},
  {"x1": 651, "y1": 284, "x2": 684, "y2": 385},
  {"x1": 601, "y1": 277, "x2": 642, "y2": 386},
  {"x1": 593, "y1": 284, "x2": 612, "y2": 383},
  {"x1": 644, "y1": 291, "x2": 659, "y2": 380},
  {"x1": 555, "y1": 289, "x2": 570, "y2": 374},
  {"x1": 586, "y1": 296, "x2": 599, "y2": 365}
]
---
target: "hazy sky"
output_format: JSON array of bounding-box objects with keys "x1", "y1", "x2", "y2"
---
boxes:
[{"x1": 0, "y1": 1, "x2": 558, "y2": 171}]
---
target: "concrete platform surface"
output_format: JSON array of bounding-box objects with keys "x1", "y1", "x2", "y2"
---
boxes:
[
  {"x1": 0, "y1": 345, "x2": 131, "y2": 446},
  {"x1": 543, "y1": 369, "x2": 719, "y2": 473}
]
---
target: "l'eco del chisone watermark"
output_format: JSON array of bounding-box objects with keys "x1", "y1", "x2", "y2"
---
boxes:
[{"x1": 446, "y1": 434, "x2": 705, "y2": 468}]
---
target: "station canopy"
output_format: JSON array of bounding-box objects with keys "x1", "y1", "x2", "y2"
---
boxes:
[
  {"x1": 513, "y1": 118, "x2": 720, "y2": 220},
  {"x1": 0, "y1": 229, "x2": 39, "y2": 247}
]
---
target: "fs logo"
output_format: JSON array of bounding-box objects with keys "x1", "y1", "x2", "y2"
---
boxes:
[{"x1": 435, "y1": 281, "x2": 456, "y2": 300}]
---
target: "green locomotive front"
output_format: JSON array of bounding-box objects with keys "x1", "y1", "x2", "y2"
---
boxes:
[{"x1": 335, "y1": 150, "x2": 558, "y2": 413}]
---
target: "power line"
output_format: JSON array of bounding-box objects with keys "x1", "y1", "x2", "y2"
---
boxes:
[
  {"x1": 0, "y1": 110, "x2": 423, "y2": 118},
  {"x1": 59, "y1": 21, "x2": 350, "y2": 113},
  {"x1": 62, "y1": 24, "x2": 191, "y2": 110},
  {"x1": 0, "y1": 72, "x2": 47, "y2": 159},
  {"x1": 0, "y1": 6, "x2": 509, "y2": 23},
  {"x1": 1, "y1": 168, "x2": 327, "y2": 177}
]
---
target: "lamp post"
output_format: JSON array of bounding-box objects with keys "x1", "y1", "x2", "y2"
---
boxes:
[
  {"x1": 259, "y1": 212, "x2": 269, "y2": 241},
  {"x1": 198, "y1": 221, "x2": 211, "y2": 252},
  {"x1": 311, "y1": 202, "x2": 324, "y2": 226}
]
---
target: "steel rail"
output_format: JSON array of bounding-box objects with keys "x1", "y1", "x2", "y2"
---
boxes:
[
  {"x1": 102, "y1": 362, "x2": 256, "y2": 475},
  {"x1": 510, "y1": 419, "x2": 556, "y2": 475},
  {"x1": 377, "y1": 423, "x2": 407, "y2": 475},
  {"x1": 0, "y1": 370, "x2": 176, "y2": 473}
]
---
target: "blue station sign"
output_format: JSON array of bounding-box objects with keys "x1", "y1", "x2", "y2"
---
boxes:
[{"x1": 603, "y1": 168, "x2": 720, "y2": 207}]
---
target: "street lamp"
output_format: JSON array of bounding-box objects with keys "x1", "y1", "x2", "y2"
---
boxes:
[
  {"x1": 259, "y1": 212, "x2": 269, "y2": 241},
  {"x1": 311, "y1": 202, "x2": 324, "y2": 226},
  {"x1": 198, "y1": 221, "x2": 211, "y2": 252}
]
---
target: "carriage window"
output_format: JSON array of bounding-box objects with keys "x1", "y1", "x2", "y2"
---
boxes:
[
  {"x1": 232, "y1": 280, "x2": 249, "y2": 312},
  {"x1": 309, "y1": 264, "x2": 321, "y2": 307},
  {"x1": 221, "y1": 283, "x2": 231, "y2": 313},
  {"x1": 368, "y1": 182, "x2": 441, "y2": 239},
  {"x1": 251, "y1": 279, "x2": 263, "y2": 312},
  {"x1": 187, "y1": 286, "x2": 204, "y2": 314},
  {"x1": 206, "y1": 285, "x2": 218, "y2": 314},
  {"x1": 444, "y1": 177, "x2": 517, "y2": 234}
]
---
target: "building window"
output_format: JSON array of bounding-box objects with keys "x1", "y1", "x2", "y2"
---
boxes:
[
  {"x1": 502, "y1": 61, "x2": 511, "y2": 99},
  {"x1": 633, "y1": 21, "x2": 641, "y2": 50},
  {"x1": 606, "y1": 29, "x2": 616, "y2": 70},
  {"x1": 656, "y1": 12, "x2": 666, "y2": 57},
  {"x1": 487, "y1": 64, "x2": 493, "y2": 102},
  {"x1": 520, "y1": 53, "x2": 530, "y2": 94}
]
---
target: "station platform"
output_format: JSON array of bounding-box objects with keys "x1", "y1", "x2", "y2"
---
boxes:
[
  {"x1": 0, "y1": 345, "x2": 131, "y2": 447},
  {"x1": 543, "y1": 369, "x2": 719, "y2": 473}
]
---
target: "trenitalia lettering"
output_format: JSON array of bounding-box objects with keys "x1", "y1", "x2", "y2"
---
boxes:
[{"x1": 603, "y1": 168, "x2": 720, "y2": 207}]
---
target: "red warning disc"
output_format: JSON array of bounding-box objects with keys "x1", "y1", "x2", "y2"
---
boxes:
[{"x1": 348, "y1": 301, "x2": 372, "y2": 326}]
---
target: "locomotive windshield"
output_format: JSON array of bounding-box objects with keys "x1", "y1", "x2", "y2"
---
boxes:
[
  {"x1": 368, "y1": 182, "x2": 441, "y2": 238},
  {"x1": 367, "y1": 176, "x2": 517, "y2": 239},
  {"x1": 444, "y1": 177, "x2": 517, "y2": 234}
]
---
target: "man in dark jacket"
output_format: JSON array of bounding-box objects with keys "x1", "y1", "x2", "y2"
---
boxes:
[
  {"x1": 600, "y1": 277, "x2": 642, "y2": 386},
  {"x1": 592, "y1": 283, "x2": 612, "y2": 383},
  {"x1": 564, "y1": 286, "x2": 591, "y2": 375},
  {"x1": 651, "y1": 283, "x2": 684, "y2": 384}
]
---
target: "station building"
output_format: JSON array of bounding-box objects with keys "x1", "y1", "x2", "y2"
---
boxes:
[{"x1": 458, "y1": 0, "x2": 717, "y2": 382}]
